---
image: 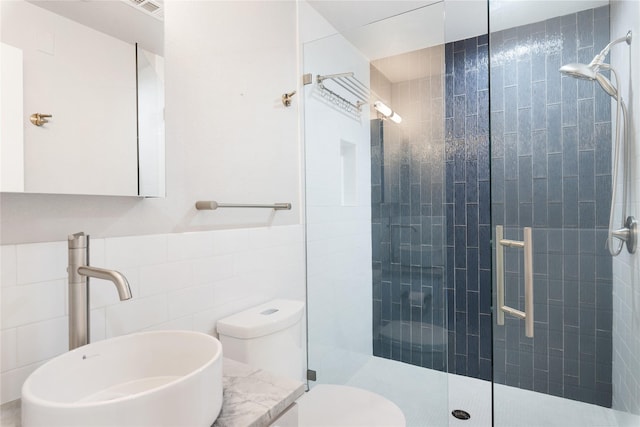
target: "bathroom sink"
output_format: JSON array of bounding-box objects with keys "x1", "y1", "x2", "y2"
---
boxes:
[{"x1": 21, "y1": 330, "x2": 223, "y2": 427}]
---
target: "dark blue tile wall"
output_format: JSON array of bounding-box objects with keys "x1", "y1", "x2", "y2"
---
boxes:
[
  {"x1": 371, "y1": 6, "x2": 612, "y2": 408},
  {"x1": 444, "y1": 36, "x2": 493, "y2": 381},
  {"x1": 371, "y1": 37, "x2": 491, "y2": 380},
  {"x1": 490, "y1": 6, "x2": 613, "y2": 407},
  {"x1": 371, "y1": 61, "x2": 449, "y2": 371},
  {"x1": 371, "y1": 113, "x2": 449, "y2": 370}
]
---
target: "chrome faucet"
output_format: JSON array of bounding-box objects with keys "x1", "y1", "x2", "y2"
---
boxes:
[{"x1": 68, "y1": 232, "x2": 132, "y2": 350}]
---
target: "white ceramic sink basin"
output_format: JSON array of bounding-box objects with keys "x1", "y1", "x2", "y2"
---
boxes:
[{"x1": 21, "y1": 330, "x2": 223, "y2": 427}]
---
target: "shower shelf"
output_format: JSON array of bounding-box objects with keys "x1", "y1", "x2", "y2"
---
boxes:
[{"x1": 316, "y1": 72, "x2": 370, "y2": 114}]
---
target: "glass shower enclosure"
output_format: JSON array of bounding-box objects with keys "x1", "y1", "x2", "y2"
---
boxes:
[
  {"x1": 301, "y1": 2, "x2": 450, "y2": 425},
  {"x1": 301, "y1": 0, "x2": 639, "y2": 425}
]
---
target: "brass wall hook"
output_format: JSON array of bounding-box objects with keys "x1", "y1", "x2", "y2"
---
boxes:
[
  {"x1": 282, "y1": 91, "x2": 296, "y2": 107},
  {"x1": 30, "y1": 113, "x2": 52, "y2": 126}
]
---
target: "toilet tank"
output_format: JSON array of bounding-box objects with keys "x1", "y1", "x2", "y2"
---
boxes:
[{"x1": 217, "y1": 299, "x2": 304, "y2": 381}]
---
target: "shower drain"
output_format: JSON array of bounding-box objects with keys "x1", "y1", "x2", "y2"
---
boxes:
[{"x1": 451, "y1": 409, "x2": 471, "y2": 420}]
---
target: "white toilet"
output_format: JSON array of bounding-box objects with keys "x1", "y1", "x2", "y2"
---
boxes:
[{"x1": 217, "y1": 299, "x2": 406, "y2": 426}]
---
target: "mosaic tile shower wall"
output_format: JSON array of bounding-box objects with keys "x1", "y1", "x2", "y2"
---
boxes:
[{"x1": 490, "y1": 7, "x2": 613, "y2": 406}]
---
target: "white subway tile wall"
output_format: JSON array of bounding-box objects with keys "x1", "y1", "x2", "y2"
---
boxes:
[
  {"x1": 0, "y1": 225, "x2": 305, "y2": 404},
  {"x1": 611, "y1": 0, "x2": 640, "y2": 417},
  {"x1": 0, "y1": 246, "x2": 17, "y2": 288},
  {"x1": 303, "y1": 27, "x2": 373, "y2": 387}
]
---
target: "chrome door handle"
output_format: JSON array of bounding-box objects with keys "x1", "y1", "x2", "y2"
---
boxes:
[{"x1": 496, "y1": 225, "x2": 534, "y2": 338}]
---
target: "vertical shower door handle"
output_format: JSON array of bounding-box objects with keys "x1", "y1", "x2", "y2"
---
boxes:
[{"x1": 495, "y1": 226, "x2": 534, "y2": 338}]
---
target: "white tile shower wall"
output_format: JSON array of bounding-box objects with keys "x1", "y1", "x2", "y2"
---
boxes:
[
  {"x1": 0, "y1": 225, "x2": 305, "y2": 404},
  {"x1": 611, "y1": 0, "x2": 640, "y2": 418},
  {"x1": 303, "y1": 6, "x2": 373, "y2": 385}
]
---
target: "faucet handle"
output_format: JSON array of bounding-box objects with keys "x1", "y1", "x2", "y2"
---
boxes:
[
  {"x1": 68, "y1": 232, "x2": 88, "y2": 249},
  {"x1": 610, "y1": 216, "x2": 638, "y2": 254}
]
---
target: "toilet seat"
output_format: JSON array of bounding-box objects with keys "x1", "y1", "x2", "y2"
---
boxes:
[{"x1": 297, "y1": 384, "x2": 406, "y2": 426}]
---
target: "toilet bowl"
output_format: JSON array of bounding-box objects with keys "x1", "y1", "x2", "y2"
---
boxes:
[{"x1": 217, "y1": 300, "x2": 406, "y2": 427}]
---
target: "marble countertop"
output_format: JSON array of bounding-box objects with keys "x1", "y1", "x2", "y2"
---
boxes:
[
  {"x1": 214, "y1": 358, "x2": 305, "y2": 427},
  {"x1": 0, "y1": 357, "x2": 305, "y2": 427}
]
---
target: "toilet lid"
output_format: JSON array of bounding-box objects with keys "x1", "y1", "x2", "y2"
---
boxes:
[{"x1": 297, "y1": 384, "x2": 406, "y2": 426}]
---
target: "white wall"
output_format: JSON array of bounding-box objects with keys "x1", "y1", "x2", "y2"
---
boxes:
[
  {"x1": 0, "y1": 0, "x2": 301, "y2": 244},
  {"x1": 611, "y1": 0, "x2": 640, "y2": 420},
  {"x1": 301, "y1": 3, "x2": 373, "y2": 385},
  {"x1": 0, "y1": 0, "x2": 307, "y2": 404}
]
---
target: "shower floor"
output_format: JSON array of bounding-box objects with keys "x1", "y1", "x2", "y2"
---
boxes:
[{"x1": 339, "y1": 356, "x2": 634, "y2": 427}]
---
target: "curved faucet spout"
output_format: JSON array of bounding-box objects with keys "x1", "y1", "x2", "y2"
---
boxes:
[
  {"x1": 77, "y1": 266, "x2": 132, "y2": 300},
  {"x1": 68, "y1": 232, "x2": 134, "y2": 350}
]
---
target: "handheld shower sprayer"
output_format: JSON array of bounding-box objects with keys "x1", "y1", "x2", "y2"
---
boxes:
[{"x1": 559, "y1": 31, "x2": 636, "y2": 256}]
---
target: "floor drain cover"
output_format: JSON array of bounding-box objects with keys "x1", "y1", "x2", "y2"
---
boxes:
[{"x1": 452, "y1": 409, "x2": 471, "y2": 420}]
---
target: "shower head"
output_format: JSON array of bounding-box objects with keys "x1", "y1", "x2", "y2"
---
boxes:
[
  {"x1": 559, "y1": 63, "x2": 597, "y2": 80},
  {"x1": 559, "y1": 30, "x2": 631, "y2": 100},
  {"x1": 559, "y1": 62, "x2": 619, "y2": 99}
]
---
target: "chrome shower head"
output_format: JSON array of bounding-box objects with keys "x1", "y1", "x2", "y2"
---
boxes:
[
  {"x1": 559, "y1": 31, "x2": 631, "y2": 99},
  {"x1": 559, "y1": 62, "x2": 619, "y2": 99},
  {"x1": 559, "y1": 63, "x2": 597, "y2": 80}
]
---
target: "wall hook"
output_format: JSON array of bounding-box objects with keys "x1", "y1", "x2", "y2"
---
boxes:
[
  {"x1": 30, "y1": 113, "x2": 52, "y2": 126},
  {"x1": 282, "y1": 91, "x2": 296, "y2": 107}
]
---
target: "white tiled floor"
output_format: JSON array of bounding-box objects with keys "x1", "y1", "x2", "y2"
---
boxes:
[{"x1": 326, "y1": 356, "x2": 639, "y2": 427}]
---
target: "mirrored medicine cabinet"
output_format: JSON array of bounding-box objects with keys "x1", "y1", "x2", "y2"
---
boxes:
[{"x1": 0, "y1": 0, "x2": 165, "y2": 197}]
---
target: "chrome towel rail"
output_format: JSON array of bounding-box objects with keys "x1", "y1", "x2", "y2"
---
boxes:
[
  {"x1": 195, "y1": 201, "x2": 291, "y2": 211},
  {"x1": 316, "y1": 72, "x2": 370, "y2": 113}
]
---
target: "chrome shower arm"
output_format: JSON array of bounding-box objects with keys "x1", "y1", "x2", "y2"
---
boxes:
[{"x1": 590, "y1": 30, "x2": 632, "y2": 69}]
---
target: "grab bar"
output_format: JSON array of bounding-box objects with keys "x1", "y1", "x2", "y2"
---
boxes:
[
  {"x1": 195, "y1": 201, "x2": 292, "y2": 210},
  {"x1": 496, "y1": 225, "x2": 534, "y2": 338}
]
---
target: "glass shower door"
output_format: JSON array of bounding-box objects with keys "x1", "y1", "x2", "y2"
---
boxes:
[
  {"x1": 489, "y1": 1, "x2": 620, "y2": 425},
  {"x1": 302, "y1": 2, "x2": 451, "y2": 426}
]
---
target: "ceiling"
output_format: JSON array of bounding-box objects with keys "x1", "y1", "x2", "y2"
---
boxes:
[
  {"x1": 308, "y1": 0, "x2": 488, "y2": 62},
  {"x1": 27, "y1": 0, "x2": 163, "y2": 55},
  {"x1": 308, "y1": 0, "x2": 609, "y2": 82},
  {"x1": 307, "y1": 1, "x2": 441, "y2": 33}
]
